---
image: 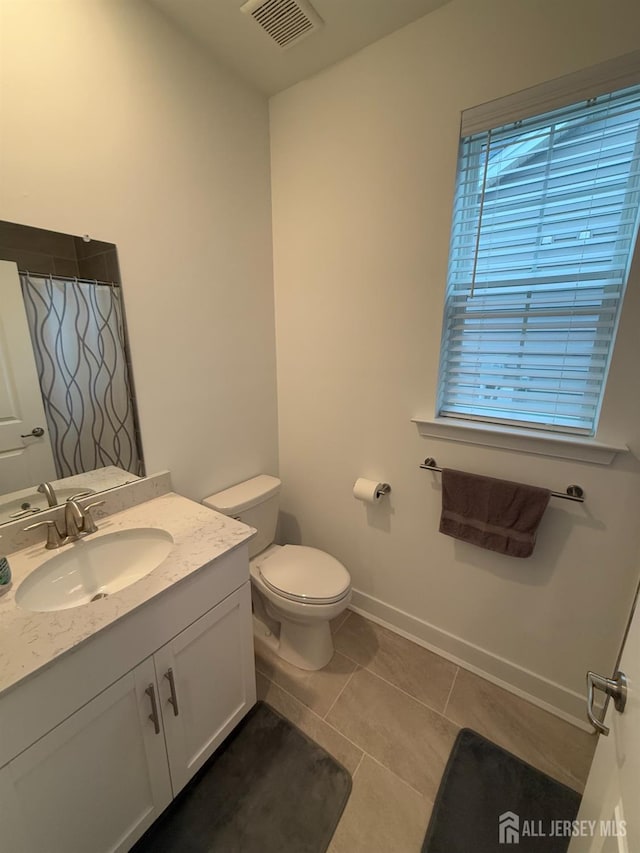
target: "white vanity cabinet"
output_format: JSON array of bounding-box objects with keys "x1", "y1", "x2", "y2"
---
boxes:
[
  {"x1": 0, "y1": 577, "x2": 256, "y2": 853},
  {"x1": 155, "y1": 583, "x2": 254, "y2": 794},
  {"x1": 0, "y1": 657, "x2": 173, "y2": 853}
]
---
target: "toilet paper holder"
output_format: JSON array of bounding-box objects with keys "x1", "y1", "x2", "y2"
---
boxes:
[{"x1": 353, "y1": 478, "x2": 392, "y2": 504}]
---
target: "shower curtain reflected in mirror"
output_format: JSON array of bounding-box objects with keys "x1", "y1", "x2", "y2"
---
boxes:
[{"x1": 20, "y1": 273, "x2": 140, "y2": 479}]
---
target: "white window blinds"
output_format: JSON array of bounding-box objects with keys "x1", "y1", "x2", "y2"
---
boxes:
[{"x1": 437, "y1": 83, "x2": 640, "y2": 435}]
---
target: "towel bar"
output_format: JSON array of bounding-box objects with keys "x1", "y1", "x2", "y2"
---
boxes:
[{"x1": 419, "y1": 458, "x2": 585, "y2": 503}]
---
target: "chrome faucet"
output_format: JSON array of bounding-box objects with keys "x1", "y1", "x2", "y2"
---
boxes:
[
  {"x1": 64, "y1": 499, "x2": 86, "y2": 540},
  {"x1": 25, "y1": 493, "x2": 105, "y2": 549},
  {"x1": 37, "y1": 482, "x2": 58, "y2": 508},
  {"x1": 63, "y1": 492, "x2": 104, "y2": 541}
]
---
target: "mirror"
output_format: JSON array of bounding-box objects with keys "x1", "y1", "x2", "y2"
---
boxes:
[{"x1": 0, "y1": 220, "x2": 145, "y2": 525}]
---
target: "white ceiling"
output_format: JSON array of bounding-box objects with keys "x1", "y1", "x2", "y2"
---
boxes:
[{"x1": 149, "y1": 0, "x2": 451, "y2": 96}]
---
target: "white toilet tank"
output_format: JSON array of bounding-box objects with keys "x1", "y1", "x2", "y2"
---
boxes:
[{"x1": 203, "y1": 475, "x2": 281, "y2": 559}]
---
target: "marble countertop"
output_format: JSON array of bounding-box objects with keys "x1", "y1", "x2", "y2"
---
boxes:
[{"x1": 0, "y1": 492, "x2": 255, "y2": 697}]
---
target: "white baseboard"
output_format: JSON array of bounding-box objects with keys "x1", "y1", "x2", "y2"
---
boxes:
[{"x1": 349, "y1": 588, "x2": 595, "y2": 733}]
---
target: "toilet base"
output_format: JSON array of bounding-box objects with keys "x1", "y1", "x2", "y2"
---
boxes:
[
  {"x1": 252, "y1": 612, "x2": 334, "y2": 671},
  {"x1": 279, "y1": 618, "x2": 334, "y2": 670}
]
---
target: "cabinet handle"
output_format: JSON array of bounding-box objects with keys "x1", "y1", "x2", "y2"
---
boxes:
[
  {"x1": 164, "y1": 667, "x2": 180, "y2": 717},
  {"x1": 145, "y1": 684, "x2": 161, "y2": 734}
]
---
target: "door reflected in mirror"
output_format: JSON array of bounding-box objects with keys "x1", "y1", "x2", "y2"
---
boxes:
[{"x1": 0, "y1": 221, "x2": 145, "y2": 525}]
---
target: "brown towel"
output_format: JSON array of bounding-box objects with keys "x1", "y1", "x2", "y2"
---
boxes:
[{"x1": 439, "y1": 468, "x2": 551, "y2": 558}]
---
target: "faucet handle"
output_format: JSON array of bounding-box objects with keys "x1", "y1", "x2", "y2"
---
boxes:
[
  {"x1": 24, "y1": 519, "x2": 66, "y2": 550},
  {"x1": 67, "y1": 491, "x2": 93, "y2": 502},
  {"x1": 83, "y1": 501, "x2": 105, "y2": 534},
  {"x1": 9, "y1": 507, "x2": 41, "y2": 520}
]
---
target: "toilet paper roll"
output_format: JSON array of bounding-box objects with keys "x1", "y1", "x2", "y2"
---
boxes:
[{"x1": 353, "y1": 478, "x2": 386, "y2": 504}]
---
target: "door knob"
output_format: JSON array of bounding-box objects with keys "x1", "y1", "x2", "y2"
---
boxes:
[
  {"x1": 21, "y1": 427, "x2": 45, "y2": 438},
  {"x1": 586, "y1": 669, "x2": 627, "y2": 735}
]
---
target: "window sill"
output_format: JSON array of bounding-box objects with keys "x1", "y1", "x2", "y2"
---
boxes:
[{"x1": 411, "y1": 416, "x2": 627, "y2": 465}]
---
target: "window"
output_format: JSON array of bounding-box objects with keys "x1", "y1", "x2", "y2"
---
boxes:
[{"x1": 437, "y1": 82, "x2": 640, "y2": 435}]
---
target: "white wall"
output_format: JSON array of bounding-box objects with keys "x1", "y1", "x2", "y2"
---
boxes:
[
  {"x1": 0, "y1": 0, "x2": 278, "y2": 500},
  {"x1": 270, "y1": 0, "x2": 640, "y2": 720}
]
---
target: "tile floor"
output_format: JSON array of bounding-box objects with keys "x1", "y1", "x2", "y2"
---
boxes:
[{"x1": 255, "y1": 609, "x2": 597, "y2": 853}]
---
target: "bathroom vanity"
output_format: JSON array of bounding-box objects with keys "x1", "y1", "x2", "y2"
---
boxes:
[{"x1": 0, "y1": 490, "x2": 257, "y2": 853}]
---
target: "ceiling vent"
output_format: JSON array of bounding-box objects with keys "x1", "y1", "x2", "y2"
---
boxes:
[{"x1": 240, "y1": 0, "x2": 324, "y2": 50}]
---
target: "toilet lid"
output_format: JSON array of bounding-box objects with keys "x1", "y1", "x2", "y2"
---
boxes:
[{"x1": 258, "y1": 545, "x2": 351, "y2": 604}]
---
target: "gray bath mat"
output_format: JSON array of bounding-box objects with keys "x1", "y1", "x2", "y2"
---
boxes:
[
  {"x1": 133, "y1": 701, "x2": 352, "y2": 853},
  {"x1": 422, "y1": 728, "x2": 581, "y2": 853}
]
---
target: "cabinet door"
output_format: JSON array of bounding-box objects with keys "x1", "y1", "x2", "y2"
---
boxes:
[
  {"x1": 155, "y1": 581, "x2": 256, "y2": 794},
  {"x1": 0, "y1": 763, "x2": 28, "y2": 853},
  {"x1": 1, "y1": 657, "x2": 172, "y2": 853}
]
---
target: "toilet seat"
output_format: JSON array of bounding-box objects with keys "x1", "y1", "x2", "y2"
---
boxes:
[{"x1": 258, "y1": 545, "x2": 351, "y2": 605}]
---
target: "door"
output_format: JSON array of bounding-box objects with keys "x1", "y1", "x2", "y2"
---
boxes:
[
  {"x1": 0, "y1": 657, "x2": 172, "y2": 853},
  {"x1": 155, "y1": 581, "x2": 256, "y2": 794},
  {"x1": 0, "y1": 260, "x2": 56, "y2": 491},
  {"x1": 569, "y1": 588, "x2": 640, "y2": 853}
]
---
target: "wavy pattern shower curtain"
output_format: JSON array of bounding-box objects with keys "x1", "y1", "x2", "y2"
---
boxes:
[{"x1": 20, "y1": 273, "x2": 140, "y2": 478}]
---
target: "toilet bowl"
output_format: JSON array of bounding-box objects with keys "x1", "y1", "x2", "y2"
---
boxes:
[{"x1": 203, "y1": 475, "x2": 351, "y2": 671}]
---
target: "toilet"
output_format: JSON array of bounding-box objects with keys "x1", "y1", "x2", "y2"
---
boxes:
[{"x1": 203, "y1": 475, "x2": 351, "y2": 671}]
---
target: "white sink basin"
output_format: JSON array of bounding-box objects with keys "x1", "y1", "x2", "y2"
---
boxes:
[{"x1": 16, "y1": 528, "x2": 174, "y2": 612}]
